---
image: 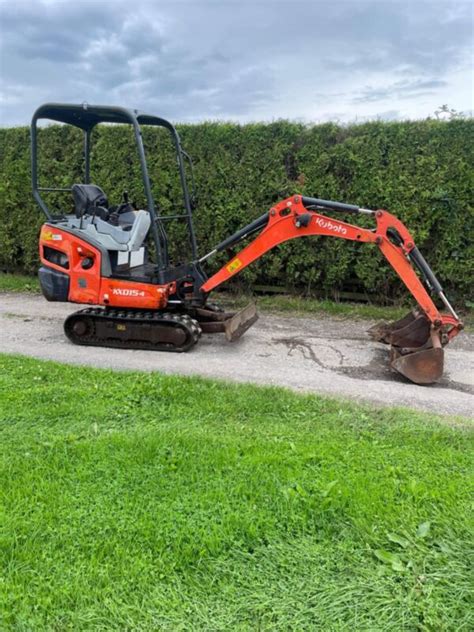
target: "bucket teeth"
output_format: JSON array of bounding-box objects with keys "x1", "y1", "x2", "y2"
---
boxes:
[{"x1": 369, "y1": 311, "x2": 444, "y2": 384}]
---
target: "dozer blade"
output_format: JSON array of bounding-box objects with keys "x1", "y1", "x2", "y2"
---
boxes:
[{"x1": 224, "y1": 302, "x2": 259, "y2": 342}]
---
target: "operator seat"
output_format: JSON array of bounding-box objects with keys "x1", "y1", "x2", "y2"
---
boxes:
[
  {"x1": 72, "y1": 184, "x2": 109, "y2": 220},
  {"x1": 68, "y1": 184, "x2": 151, "y2": 252}
]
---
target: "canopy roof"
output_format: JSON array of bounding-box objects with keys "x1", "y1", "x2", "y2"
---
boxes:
[{"x1": 32, "y1": 103, "x2": 173, "y2": 131}]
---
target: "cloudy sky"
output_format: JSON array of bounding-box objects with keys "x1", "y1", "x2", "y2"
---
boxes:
[{"x1": 0, "y1": 0, "x2": 472, "y2": 126}]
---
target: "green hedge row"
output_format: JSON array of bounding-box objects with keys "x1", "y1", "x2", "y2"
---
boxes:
[{"x1": 1, "y1": 119, "x2": 473, "y2": 303}]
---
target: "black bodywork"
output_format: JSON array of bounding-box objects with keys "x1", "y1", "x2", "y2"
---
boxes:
[{"x1": 38, "y1": 266, "x2": 70, "y2": 301}]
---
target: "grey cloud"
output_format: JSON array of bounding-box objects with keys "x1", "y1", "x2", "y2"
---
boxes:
[
  {"x1": 375, "y1": 110, "x2": 401, "y2": 121},
  {"x1": 1, "y1": 3, "x2": 121, "y2": 63},
  {"x1": 352, "y1": 79, "x2": 450, "y2": 103},
  {"x1": 0, "y1": 0, "x2": 472, "y2": 126}
]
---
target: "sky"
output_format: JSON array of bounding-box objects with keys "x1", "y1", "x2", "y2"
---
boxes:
[{"x1": 0, "y1": 0, "x2": 472, "y2": 126}]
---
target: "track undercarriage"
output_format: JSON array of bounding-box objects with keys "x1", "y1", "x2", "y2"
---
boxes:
[{"x1": 64, "y1": 302, "x2": 258, "y2": 352}]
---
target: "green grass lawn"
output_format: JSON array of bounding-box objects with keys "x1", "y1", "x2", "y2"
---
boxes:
[
  {"x1": 0, "y1": 273, "x2": 40, "y2": 293},
  {"x1": 0, "y1": 354, "x2": 472, "y2": 630},
  {"x1": 221, "y1": 291, "x2": 410, "y2": 321},
  {"x1": 2, "y1": 271, "x2": 473, "y2": 326}
]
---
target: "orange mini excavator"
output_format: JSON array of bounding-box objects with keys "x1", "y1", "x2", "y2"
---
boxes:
[{"x1": 32, "y1": 103, "x2": 463, "y2": 384}]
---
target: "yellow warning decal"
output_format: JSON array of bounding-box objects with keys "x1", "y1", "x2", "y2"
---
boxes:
[
  {"x1": 42, "y1": 230, "x2": 62, "y2": 241},
  {"x1": 226, "y1": 258, "x2": 242, "y2": 274},
  {"x1": 116, "y1": 324, "x2": 127, "y2": 331}
]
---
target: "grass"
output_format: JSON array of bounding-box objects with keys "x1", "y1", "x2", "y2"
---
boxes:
[
  {"x1": 218, "y1": 291, "x2": 410, "y2": 321},
  {"x1": 0, "y1": 273, "x2": 40, "y2": 293},
  {"x1": 1, "y1": 271, "x2": 472, "y2": 326},
  {"x1": 0, "y1": 354, "x2": 472, "y2": 630},
  {"x1": 0, "y1": 271, "x2": 402, "y2": 318},
  {"x1": 2, "y1": 271, "x2": 473, "y2": 328},
  {"x1": 0, "y1": 272, "x2": 435, "y2": 323}
]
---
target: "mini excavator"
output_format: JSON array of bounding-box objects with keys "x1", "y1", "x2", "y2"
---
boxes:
[{"x1": 32, "y1": 103, "x2": 463, "y2": 384}]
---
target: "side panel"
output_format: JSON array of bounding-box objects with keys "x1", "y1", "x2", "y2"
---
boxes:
[
  {"x1": 99, "y1": 278, "x2": 169, "y2": 309},
  {"x1": 39, "y1": 224, "x2": 102, "y2": 304},
  {"x1": 39, "y1": 223, "x2": 171, "y2": 309}
]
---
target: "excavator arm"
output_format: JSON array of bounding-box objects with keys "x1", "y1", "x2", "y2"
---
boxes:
[{"x1": 199, "y1": 195, "x2": 462, "y2": 384}]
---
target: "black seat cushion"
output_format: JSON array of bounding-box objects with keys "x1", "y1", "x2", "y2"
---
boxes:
[{"x1": 72, "y1": 184, "x2": 109, "y2": 219}]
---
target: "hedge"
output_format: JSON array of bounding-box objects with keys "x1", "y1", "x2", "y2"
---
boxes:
[{"x1": 1, "y1": 119, "x2": 473, "y2": 304}]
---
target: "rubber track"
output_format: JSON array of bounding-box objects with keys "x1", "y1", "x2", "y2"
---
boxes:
[{"x1": 64, "y1": 307, "x2": 202, "y2": 352}]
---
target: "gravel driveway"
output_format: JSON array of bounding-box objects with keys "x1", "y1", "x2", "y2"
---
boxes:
[{"x1": 1, "y1": 293, "x2": 473, "y2": 418}]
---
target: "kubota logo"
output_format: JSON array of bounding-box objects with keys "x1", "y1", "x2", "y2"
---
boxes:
[
  {"x1": 315, "y1": 217, "x2": 347, "y2": 235},
  {"x1": 112, "y1": 288, "x2": 146, "y2": 297}
]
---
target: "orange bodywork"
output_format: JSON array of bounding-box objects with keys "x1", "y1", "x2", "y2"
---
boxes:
[
  {"x1": 39, "y1": 225, "x2": 172, "y2": 309},
  {"x1": 39, "y1": 195, "x2": 461, "y2": 343},
  {"x1": 202, "y1": 196, "x2": 461, "y2": 339}
]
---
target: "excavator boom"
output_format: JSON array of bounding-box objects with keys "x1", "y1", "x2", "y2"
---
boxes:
[{"x1": 199, "y1": 195, "x2": 462, "y2": 384}]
